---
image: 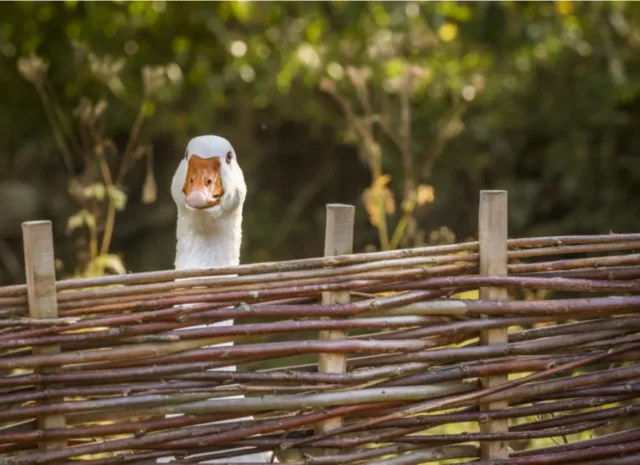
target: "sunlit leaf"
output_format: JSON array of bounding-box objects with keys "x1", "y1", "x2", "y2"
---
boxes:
[
  {"x1": 88, "y1": 53, "x2": 125, "y2": 83},
  {"x1": 142, "y1": 65, "x2": 166, "y2": 96},
  {"x1": 66, "y1": 209, "x2": 95, "y2": 234},
  {"x1": 416, "y1": 184, "x2": 435, "y2": 205},
  {"x1": 82, "y1": 183, "x2": 106, "y2": 201},
  {"x1": 94, "y1": 99, "x2": 108, "y2": 118},
  {"x1": 17, "y1": 54, "x2": 48, "y2": 84},
  {"x1": 92, "y1": 253, "x2": 127, "y2": 275},
  {"x1": 369, "y1": 3, "x2": 390, "y2": 27},
  {"x1": 374, "y1": 173, "x2": 392, "y2": 188},
  {"x1": 305, "y1": 20, "x2": 324, "y2": 44},
  {"x1": 385, "y1": 58, "x2": 405, "y2": 78},
  {"x1": 276, "y1": 57, "x2": 299, "y2": 93},
  {"x1": 437, "y1": 2, "x2": 472, "y2": 22},
  {"x1": 362, "y1": 174, "x2": 396, "y2": 227},
  {"x1": 438, "y1": 23, "x2": 458, "y2": 42},
  {"x1": 107, "y1": 185, "x2": 128, "y2": 211},
  {"x1": 555, "y1": 1, "x2": 574, "y2": 16},
  {"x1": 230, "y1": 0, "x2": 251, "y2": 22},
  {"x1": 326, "y1": 62, "x2": 344, "y2": 80},
  {"x1": 142, "y1": 151, "x2": 157, "y2": 204},
  {"x1": 171, "y1": 36, "x2": 191, "y2": 55},
  {"x1": 66, "y1": 212, "x2": 84, "y2": 234},
  {"x1": 141, "y1": 100, "x2": 156, "y2": 117},
  {"x1": 453, "y1": 289, "x2": 479, "y2": 300}
]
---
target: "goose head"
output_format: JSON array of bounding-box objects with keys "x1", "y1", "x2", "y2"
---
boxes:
[{"x1": 171, "y1": 135, "x2": 247, "y2": 220}]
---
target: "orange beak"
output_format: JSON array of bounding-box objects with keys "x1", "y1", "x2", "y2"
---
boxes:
[{"x1": 182, "y1": 155, "x2": 225, "y2": 209}]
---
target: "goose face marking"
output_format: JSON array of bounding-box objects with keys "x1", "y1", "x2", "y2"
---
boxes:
[
  {"x1": 171, "y1": 135, "x2": 247, "y2": 219},
  {"x1": 182, "y1": 155, "x2": 225, "y2": 209}
]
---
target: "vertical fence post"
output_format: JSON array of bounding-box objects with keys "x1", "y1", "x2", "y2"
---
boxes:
[
  {"x1": 22, "y1": 221, "x2": 67, "y2": 450},
  {"x1": 478, "y1": 190, "x2": 509, "y2": 460},
  {"x1": 318, "y1": 204, "x2": 355, "y2": 439}
]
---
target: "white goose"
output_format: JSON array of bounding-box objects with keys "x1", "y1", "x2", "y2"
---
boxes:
[
  {"x1": 172, "y1": 135, "x2": 246, "y2": 271},
  {"x1": 158, "y1": 135, "x2": 275, "y2": 463}
]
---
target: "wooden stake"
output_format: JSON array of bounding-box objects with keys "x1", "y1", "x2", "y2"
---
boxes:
[
  {"x1": 318, "y1": 204, "x2": 355, "y2": 434},
  {"x1": 22, "y1": 221, "x2": 67, "y2": 450},
  {"x1": 478, "y1": 190, "x2": 510, "y2": 460}
]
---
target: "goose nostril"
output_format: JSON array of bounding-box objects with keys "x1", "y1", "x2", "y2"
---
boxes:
[{"x1": 206, "y1": 179, "x2": 212, "y2": 187}]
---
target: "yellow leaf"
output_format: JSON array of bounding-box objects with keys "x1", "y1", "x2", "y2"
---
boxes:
[
  {"x1": 374, "y1": 173, "x2": 392, "y2": 188},
  {"x1": 142, "y1": 65, "x2": 166, "y2": 96},
  {"x1": 107, "y1": 185, "x2": 128, "y2": 211},
  {"x1": 438, "y1": 23, "x2": 458, "y2": 42},
  {"x1": 416, "y1": 184, "x2": 435, "y2": 205},
  {"x1": 66, "y1": 209, "x2": 95, "y2": 234},
  {"x1": 385, "y1": 58, "x2": 405, "y2": 78},
  {"x1": 82, "y1": 183, "x2": 106, "y2": 201},
  {"x1": 89, "y1": 254, "x2": 127, "y2": 276},
  {"x1": 142, "y1": 167, "x2": 157, "y2": 204},
  {"x1": 363, "y1": 174, "x2": 393, "y2": 224},
  {"x1": 66, "y1": 213, "x2": 84, "y2": 234},
  {"x1": 17, "y1": 54, "x2": 49, "y2": 84},
  {"x1": 401, "y1": 197, "x2": 416, "y2": 214},
  {"x1": 384, "y1": 187, "x2": 395, "y2": 215},
  {"x1": 141, "y1": 100, "x2": 156, "y2": 118},
  {"x1": 453, "y1": 289, "x2": 478, "y2": 300},
  {"x1": 142, "y1": 145, "x2": 156, "y2": 204},
  {"x1": 555, "y1": 1, "x2": 573, "y2": 16},
  {"x1": 94, "y1": 99, "x2": 108, "y2": 118},
  {"x1": 362, "y1": 187, "x2": 382, "y2": 227}
]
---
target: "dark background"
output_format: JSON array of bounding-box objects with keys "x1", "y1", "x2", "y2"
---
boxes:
[{"x1": 0, "y1": 1, "x2": 639, "y2": 284}]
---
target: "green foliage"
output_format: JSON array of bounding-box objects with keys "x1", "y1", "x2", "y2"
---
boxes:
[
  {"x1": 7, "y1": 12, "x2": 166, "y2": 277},
  {"x1": 1, "y1": 1, "x2": 640, "y2": 267}
]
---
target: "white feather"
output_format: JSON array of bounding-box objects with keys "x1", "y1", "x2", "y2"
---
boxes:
[{"x1": 158, "y1": 135, "x2": 275, "y2": 464}]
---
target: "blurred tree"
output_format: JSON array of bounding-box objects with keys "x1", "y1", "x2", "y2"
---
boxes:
[
  {"x1": 16, "y1": 50, "x2": 167, "y2": 277},
  {"x1": 0, "y1": 1, "x2": 639, "y2": 282}
]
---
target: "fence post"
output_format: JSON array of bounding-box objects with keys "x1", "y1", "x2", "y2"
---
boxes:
[
  {"x1": 22, "y1": 221, "x2": 67, "y2": 450},
  {"x1": 478, "y1": 190, "x2": 509, "y2": 460},
  {"x1": 318, "y1": 204, "x2": 355, "y2": 437}
]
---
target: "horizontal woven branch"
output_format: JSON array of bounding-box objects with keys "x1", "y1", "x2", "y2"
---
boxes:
[{"x1": 1, "y1": 233, "x2": 639, "y2": 464}]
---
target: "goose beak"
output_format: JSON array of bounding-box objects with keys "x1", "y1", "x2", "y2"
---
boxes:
[{"x1": 182, "y1": 155, "x2": 225, "y2": 209}]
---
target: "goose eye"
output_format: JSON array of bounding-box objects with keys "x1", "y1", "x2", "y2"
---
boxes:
[
  {"x1": 184, "y1": 149, "x2": 188, "y2": 160},
  {"x1": 226, "y1": 151, "x2": 233, "y2": 164}
]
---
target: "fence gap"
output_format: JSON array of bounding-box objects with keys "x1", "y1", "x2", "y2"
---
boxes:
[
  {"x1": 317, "y1": 204, "x2": 355, "y2": 444},
  {"x1": 478, "y1": 190, "x2": 510, "y2": 460},
  {"x1": 22, "y1": 221, "x2": 67, "y2": 450}
]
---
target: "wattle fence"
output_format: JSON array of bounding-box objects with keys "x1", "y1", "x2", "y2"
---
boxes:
[{"x1": 1, "y1": 190, "x2": 640, "y2": 465}]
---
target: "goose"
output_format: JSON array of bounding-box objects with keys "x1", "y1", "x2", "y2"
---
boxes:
[
  {"x1": 172, "y1": 135, "x2": 246, "y2": 271},
  {"x1": 158, "y1": 135, "x2": 275, "y2": 463}
]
